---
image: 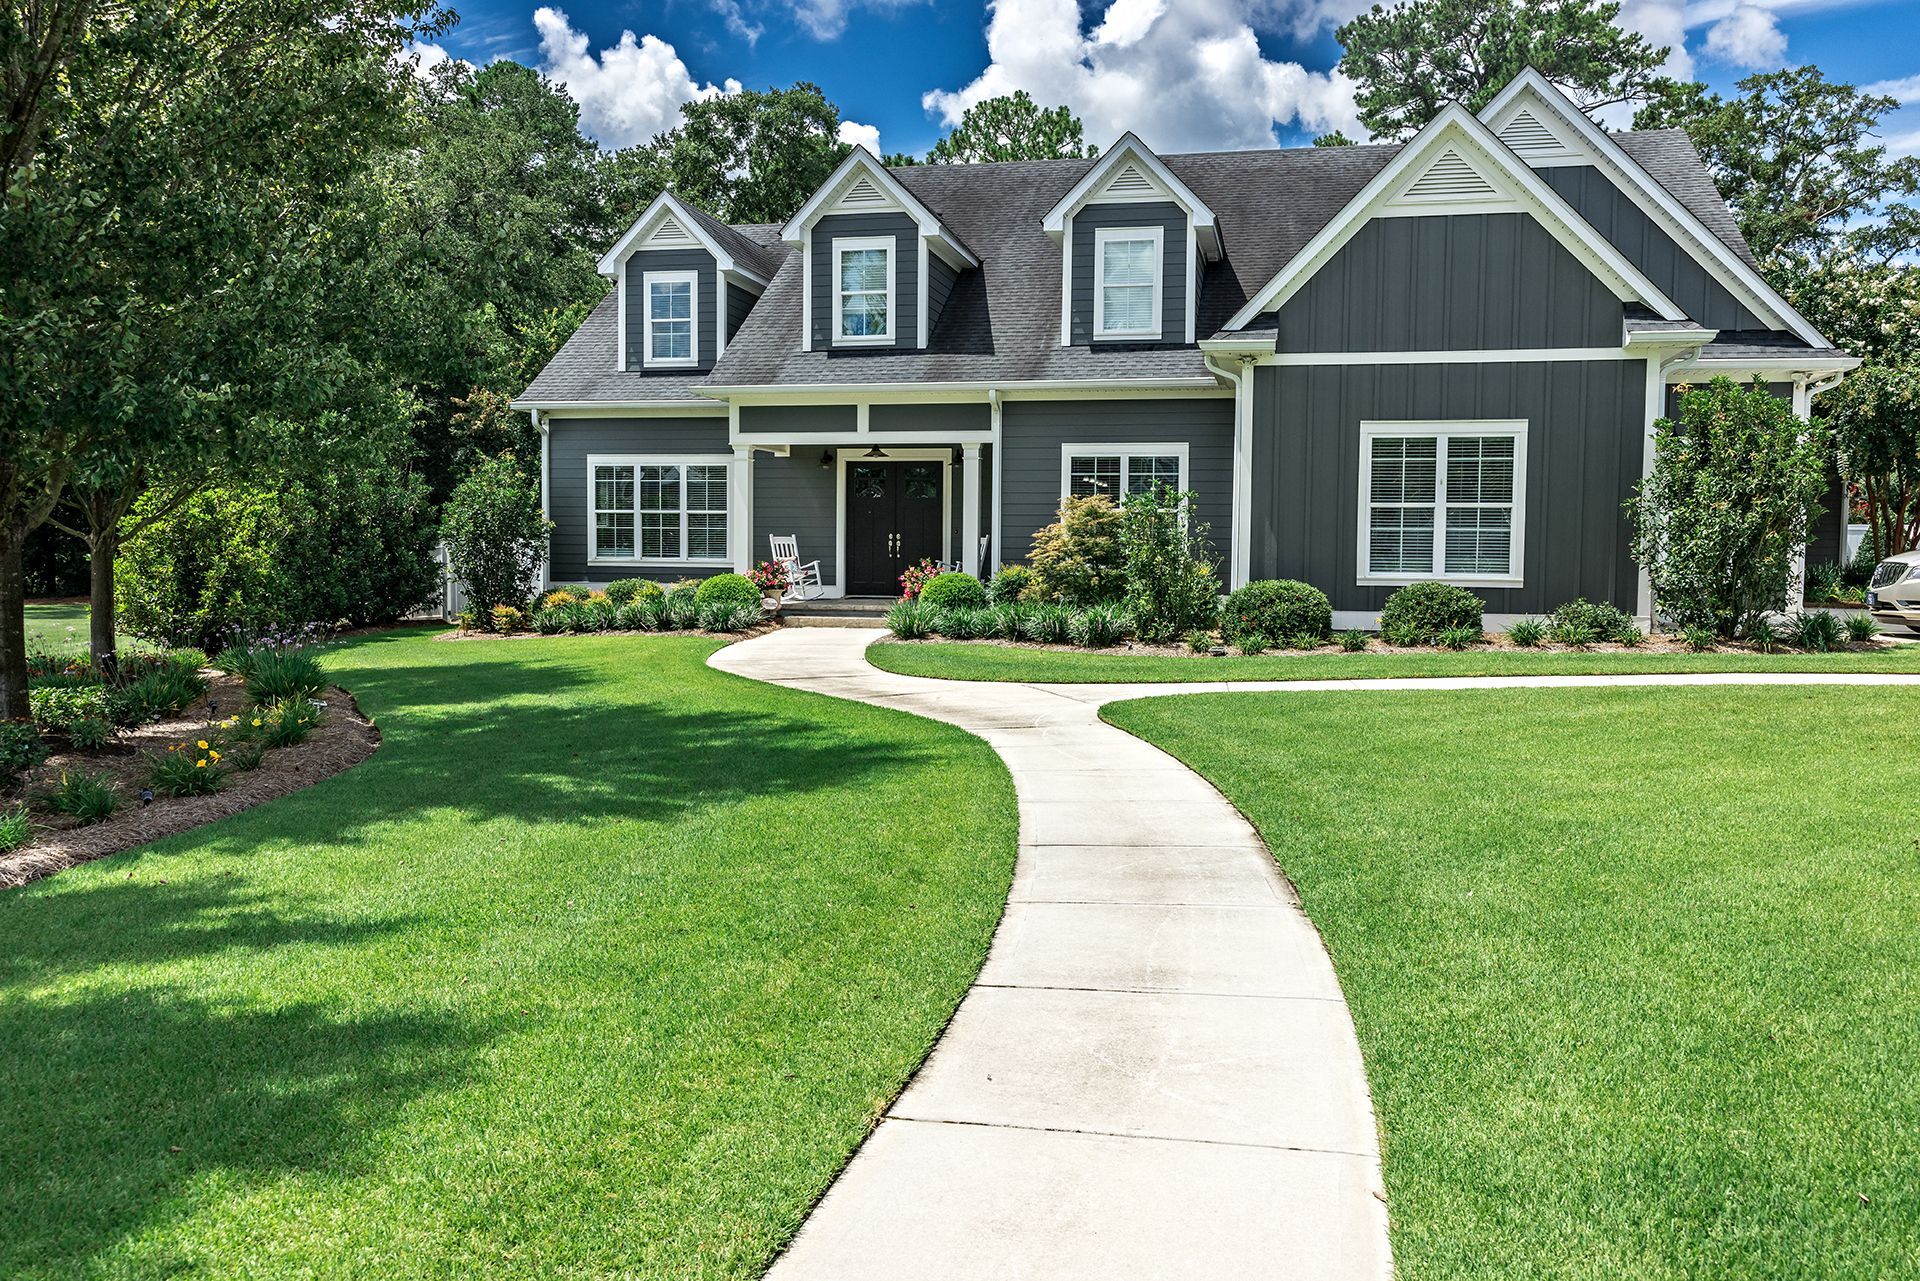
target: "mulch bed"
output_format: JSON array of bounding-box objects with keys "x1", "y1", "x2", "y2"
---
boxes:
[
  {"x1": 887, "y1": 634, "x2": 1902, "y2": 658},
  {"x1": 435, "y1": 622, "x2": 782, "y2": 642},
  {"x1": 1, "y1": 673, "x2": 379, "y2": 890}
]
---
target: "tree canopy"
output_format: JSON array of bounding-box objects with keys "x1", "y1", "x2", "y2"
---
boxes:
[{"x1": 927, "y1": 91, "x2": 1097, "y2": 164}]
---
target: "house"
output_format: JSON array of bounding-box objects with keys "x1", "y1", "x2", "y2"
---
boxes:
[{"x1": 514, "y1": 70, "x2": 1857, "y2": 627}]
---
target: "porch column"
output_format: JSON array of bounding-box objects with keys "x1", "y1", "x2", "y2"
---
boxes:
[
  {"x1": 961, "y1": 445, "x2": 982, "y2": 577},
  {"x1": 731, "y1": 444, "x2": 754, "y2": 573}
]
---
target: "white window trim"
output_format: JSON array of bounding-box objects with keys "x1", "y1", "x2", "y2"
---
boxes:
[
  {"x1": 586, "y1": 453, "x2": 733, "y2": 567},
  {"x1": 1092, "y1": 225, "x2": 1164, "y2": 340},
  {"x1": 1357, "y1": 421, "x2": 1528, "y2": 588},
  {"x1": 831, "y1": 235, "x2": 895, "y2": 347},
  {"x1": 641, "y1": 270, "x2": 699, "y2": 370},
  {"x1": 1059, "y1": 442, "x2": 1189, "y2": 502}
]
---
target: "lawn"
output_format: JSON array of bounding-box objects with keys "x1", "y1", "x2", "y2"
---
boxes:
[
  {"x1": 1104, "y1": 685, "x2": 1920, "y2": 1279},
  {"x1": 0, "y1": 629, "x2": 1017, "y2": 1279},
  {"x1": 24, "y1": 599, "x2": 149, "y2": 657},
  {"x1": 870, "y1": 638, "x2": 1920, "y2": 683}
]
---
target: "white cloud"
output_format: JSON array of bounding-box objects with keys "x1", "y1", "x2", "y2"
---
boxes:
[
  {"x1": 838, "y1": 119, "x2": 883, "y2": 154},
  {"x1": 923, "y1": 0, "x2": 1362, "y2": 153},
  {"x1": 401, "y1": 41, "x2": 468, "y2": 79},
  {"x1": 1703, "y1": 4, "x2": 1787, "y2": 67},
  {"x1": 711, "y1": 0, "x2": 765, "y2": 47},
  {"x1": 1865, "y1": 74, "x2": 1920, "y2": 104},
  {"x1": 532, "y1": 6, "x2": 740, "y2": 149},
  {"x1": 788, "y1": 0, "x2": 923, "y2": 41}
]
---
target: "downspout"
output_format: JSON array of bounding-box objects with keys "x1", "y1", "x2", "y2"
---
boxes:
[
  {"x1": 1203, "y1": 352, "x2": 1256, "y2": 589},
  {"x1": 988, "y1": 387, "x2": 1003, "y2": 573}
]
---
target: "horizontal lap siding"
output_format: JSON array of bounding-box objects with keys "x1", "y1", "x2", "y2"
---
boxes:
[
  {"x1": 753, "y1": 452, "x2": 838, "y2": 587},
  {"x1": 999, "y1": 398, "x2": 1234, "y2": 568},
  {"x1": 1071, "y1": 202, "x2": 1188, "y2": 346},
  {"x1": 547, "y1": 417, "x2": 731, "y2": 583},
  {"x1": 926, "y1": 255, "x2": 959, "y2": 339},
  {"x1": 812, "y1": 213, "x2": 919, "y2": 351},
  {"x1": 1250, "y1": 360, "x2": 1646, "y2": 614},
  {"x1": 624, "y1": 249, "x2": 719, "y2": 372},
  {"x1": 726, "y1": 281, "x2": 756, "y2": 342}
]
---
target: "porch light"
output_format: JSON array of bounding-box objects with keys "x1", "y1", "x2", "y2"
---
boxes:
[
  {"x1": 819, "y1": 450, "x2": 833, "y2": 469},
  {"x1": 861, "y1": 446, "x2": 889, "y2": 459}
]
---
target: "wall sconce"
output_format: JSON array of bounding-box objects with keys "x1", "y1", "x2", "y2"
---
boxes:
[{"x1": 818, "y1": 450, "x2": 833, "y2": 469}]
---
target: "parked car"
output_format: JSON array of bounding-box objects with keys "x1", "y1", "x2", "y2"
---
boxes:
[{"x1": 1867, "y1": 551, "x2": 1920, "y2": 634}]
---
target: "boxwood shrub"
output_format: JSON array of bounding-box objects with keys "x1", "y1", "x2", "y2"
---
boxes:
[
  {"x1": 1547, "y1": 598, "x2": 1635, "y2": 644},
  {"x1": 919, "y1": 572, "x2": 987, "y2": 610},
  {"x1": 1378, "y1": 582, "x2": 1483, "y2": 644},
  {"x1": 694, "y1": 573, "x2": 760, "y2": 610},
  {"x1": 1220, "y1": 580, "x2": 1331, "y2": 645},
  {"x1": 606, "y1": 578, "x2": 664, "y2": 606}
]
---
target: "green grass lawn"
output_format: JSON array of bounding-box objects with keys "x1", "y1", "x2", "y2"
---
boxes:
[
  {"x1": 1104, "y1": 685, "x2": 1920, "y2": 1279},
  {"x1": 870, "y1": 638, "x2": 1920, "y2": 683},
  {"x1": 25, "y1": 600, "x2": 90, "y2": 652},
  {"x1": 0, "y1": 630, "x2": 1016, "y2": 1279}
]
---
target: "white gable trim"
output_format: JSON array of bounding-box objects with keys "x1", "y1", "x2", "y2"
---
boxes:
[
  {"x1": 1485, "y1": 101, "x2": 1590, "y2": 167},
  {"x1": 1480, "y1": 69, "x2": 1828, "y2": 347},
  {"x1": 597, "y1": 192, "x2": 768, "y2": 285},
  {"x1": 1042, "y1": 133, "x2": 1221, "y2": 260},
  {"x1": 780, "y1": 146, "x2": 979, "y2": 269},
  {"x1": 1224, "y1": 105, "x2": 1684, "y2": 330}
]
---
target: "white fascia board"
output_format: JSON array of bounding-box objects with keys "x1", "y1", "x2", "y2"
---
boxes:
[
  {"x1": 1480, "y1": 69, "x2": 1830, "y2": 348},
  {"x1": 1041, "y1": 133, "x2": 1221, "y2": 260},
  {"x1": 511, "y1": 400, "x2": 730, "y2": 415},
  {"x1": 1198, "y1": 334, "x2": 1278, "y2": 356},
  {"x1": 779, "y1": 146, "x2": 979, "y2": 268},
  {"x1": 699, "y1": 377, "x2": 1226, "y2": 403},
  {"x1": 1224, "y1": 105, "x2": 1684, "y2": 330},
  {"x1": 1625, "y1": 326, "x2": 1719, "y2": 349},
  {"x1": 1666, "y1": 355, "x2": 1861, "y2": 377},
  {"x1": 596, "y1": 192, "x2": 768, "y2": 285}
]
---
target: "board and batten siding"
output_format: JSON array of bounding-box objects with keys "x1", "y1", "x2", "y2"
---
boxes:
[
  {"x1": 1265, "y1": 213, "x2": 1622, "y2": 352},
  {"x1": 998, "y1": 398, "x2": 1234, "y2": 568},
  {"x1": 752, "y1": 450, "x2": 838, "y2": 588},
  {"x1": 546, "y1": 417, "x2": 730, "y2": 583},
  {"x1": 810, "y1": 213, "x2": 919, "y2": 351},
  {"x1": 623, "y1": 249, "x2": 719, "y2": 373},
  {"x1": 1070, "y1": 201, "x2": 1188, "y2": 346},
  {"x1": 1250, "y1": 359, "x2": 1647, "y2": 614},
  {"x1": 1540, "y1": 166, "x2": 1769, "y2": 332}
]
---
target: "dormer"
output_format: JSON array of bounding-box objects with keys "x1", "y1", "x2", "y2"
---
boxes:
[
  {"x1": 781, "y1": 148, "x2": 978, "y2": 352},
  {"x1": 598, "y1": 192, "x2": 772, "y2": 374},
  {"x1": 1042, "y1": 134, "x2": 1222, "y2": 347}
]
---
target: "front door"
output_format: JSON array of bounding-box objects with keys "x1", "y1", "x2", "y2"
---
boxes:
[{"x1": 846, "y1": 459, "x2": 945, "y2": 595}]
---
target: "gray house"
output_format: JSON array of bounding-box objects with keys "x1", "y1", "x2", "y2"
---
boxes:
[{"x1": 515, "y1": 71, "x2": 1855, "y2": 627}]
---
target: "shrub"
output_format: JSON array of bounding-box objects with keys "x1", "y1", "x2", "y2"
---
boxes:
[
  {"x1": 698, "y1": 600, "x2": 763, "y2": 632},
  {"x1": 615, "y1": 600, "x2": 663, "y2": 632},
  {"x1": 1020, "y1": 603, "x2": 1075, "y2": 644},
  {"x1": 935, "y1": 606, "x2": 988, "y2": 640},
  {"x1": 1629, "y1": 377, "x2": 1830, "y2": 637},
  {"x1": 1072, "y1": 602, "x2": 1129, "y2": 648},
  {"x1": 442, "y1": 455, "x2": 552, "y2": 617},
  {"x1": 169, "y1": 647, "x2": 209, "y2": 672},
  {"x1": 1791, "y1": 610, "x2": 1844, "y2": 653},
  {"x1": 919, "y1": 572, "x2": 987, "y2": 611},
  {"x1": 147, "y1": 744, "x2": 224, "y2": 796},
  {"x1": 1028, "y1": 494, "x2": 1126, "y2": 604},
  {"x1": 1745, "y1": 616, "x2": 1784, "y2": 652},
  {"x1": 68, "y1": 717, "x2": 112, "y2": 752},
  {"x1": 1118, "y1": 483, "x2": 1219, "y2": 641},
  {"x1": 695, "y1": 573, "x2": 761, "y2": 611},
  {"x1": 490, "y1": 605, "x2": 527, "y2": 634},
  {"x1": 661, "y1": 580, "x2": 701, "y2": 629},
  {"x1": 1378, "y1": 582, "x2": 1484, "y2": 644},
  {"x1": 114, "y1": 663, "x2": 209, "y2": 724},
  {"x1": 584, "y1": 600, "x2": 621, "y2": 632},
  {"x1": 244, "y1": 649, "x2": 327, "y2": 704},
  {"x1": 1186, "y1": 629, "x2": 1215, "y2": 653},
  {"x1": 1220, "y1": 580, "x2": 1331, "y2": 646},
  {"x1": 982, "y1": 603, "x2": 1021, "y2": 640},
  {"x1": 1507, "y1": 619, "x2": 1546, "y2": 647},
  {"x1": 606, "y1": 578, "x2": 663, "y2": 606},
  {"x1": 29, "y1": 685, "x2": 111, "y2": 730},
  {"x1": 885, "y1": 599, "x2": 935, "y2": 639},
  {"x1": 988, "y1": 564, "x2": 1034, "y2": 605},
  {"x1": 1552, "y1": 620, "x2": 1597, "y2": 649},
  {"x1": 1235, "y1": 633, "x2": 1272, "y2": 656},
  {"x1": 1548, "y1": 599, "x2": 1636, "y2": 644},
  {"x1": 259, "y1": 698, "x2": 324, "y2": 748},
  {"x1": 533, "y1": 606, "x2": 569, "y2": 635},
  {"x1": 2, "y1": 722, "x2": 49, "y2": 789},
  {"x1": 1806, "y1": 562, "x2": 1846, "y2": 604},
  {"x1": 1682, "y1": 624, "x2": 1717, "y2": 652},
  {"x1": 1283, "y1": 631, "x2": 1324, "y2": 651},
  {"x1": 0, "y1": 804, "x2": 29, "y2": 853},
  {"x1": 38, "y1": 770, "x2": 118, "y2": 825},
  {"x1": 1436, "y1": 625, "x2": 1481, "y2": 651},
  {"x1": 1337, "y1": 629, "x2": 1369, "y2": 652},
  {"x1": 1615, "y1": 625, "x2": 1646, "y2": 647},
  {"x1": 1846, "y1": 612, "x2": 1879, "y2": 643}
]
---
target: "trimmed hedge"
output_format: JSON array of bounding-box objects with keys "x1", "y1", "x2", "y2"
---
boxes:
[
  {"x1": 919, "y1": 572, "x2": 987, "y2": 610},
  {"x1": 1379, "y1": 582, "x2": 1483, "y2": 644},
  {"x1": 694, "y1": 574, "x2": 760, "y2": 610},
  {"x1": 1220, "y1": 580, "x2": 1331, "y2": 644}
]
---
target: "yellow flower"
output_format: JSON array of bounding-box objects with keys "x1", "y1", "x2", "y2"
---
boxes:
[
  {"x1": 196, "y1": 740, "x2": 208, "y2": 750},
  {"x1": 195, "y1": 759, "x2": 207, "y2": 768},
  {"x1": 209, "y1": 750, "x2": 221, "y2": 761},
  {"x1": 251, "y1": 719, "x2": 262, "y2": 727}
]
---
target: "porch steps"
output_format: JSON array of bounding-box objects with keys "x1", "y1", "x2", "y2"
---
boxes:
[{"x1": 778, "y1": 598, "x2": 893, "y2": 629}]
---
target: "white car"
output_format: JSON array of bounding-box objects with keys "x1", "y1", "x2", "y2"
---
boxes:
[{"x1": 1868, "y1": 550, "x2": 1920, "y2": 635}]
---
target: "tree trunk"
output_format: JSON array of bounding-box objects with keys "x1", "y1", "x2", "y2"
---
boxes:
[
  {"x1": 90, "y1": 523, "x2": 118, "y2": 676},
  {"x1": 0, "y1": 531, "x2": 28, "y2": 721}
]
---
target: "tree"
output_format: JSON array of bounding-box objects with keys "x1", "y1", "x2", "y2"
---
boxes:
[
  {"x1": 1027, "y1": 495, "x2": 1126, "y2": 605},
  {"x1": 646, "y1": 83, "x2": 847, "y2": 223},
  {"x1": 1118, "y1": 484, "x2": 1218, "y2": 641},
  {"x1": 1822, "y1": 365, "x2": 1920, "y2": 559},
  {"x1": 1312, "y1": 132, "x2": 1358, "y2": 147},
  {"x1": 441, "y1": 456, "x2": 551, "y2": 618},
  {"x1": 1627, "y1": 378, "x2": 1831, "y2": 636},
  {"x1": 927, "y1": 91, "x2": 1097, "y2": 164}
]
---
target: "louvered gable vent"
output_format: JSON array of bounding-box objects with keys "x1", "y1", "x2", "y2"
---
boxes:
[
  {"x1": 645, "y1": 215, "x2": 693, "y2": 247},
  {"x1": 1102, "y1": 163, "x2": 1156, "y2": 198},
  {"x1": 1402, "y1": 148, "x2": 1498, "y2": 200},
  {"x1": 1498, "y1": 109, "x2": 1563, "y2": 157},
  {"x1": 839, "y1": 174, "x2": 888, "y2": 208}
]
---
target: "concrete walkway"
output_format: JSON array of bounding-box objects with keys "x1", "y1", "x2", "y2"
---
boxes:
[{"x1": 710, "y1": 630, "x2": 1920, "y2": 1280}]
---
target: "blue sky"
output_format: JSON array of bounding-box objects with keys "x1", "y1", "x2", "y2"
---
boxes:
[{"x1": 421, "y1": 0, "x2": 1920, "y2": 159}]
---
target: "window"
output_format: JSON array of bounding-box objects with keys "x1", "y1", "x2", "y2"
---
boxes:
[
  {"x1": 1358, "y1": 422, "x2": 1527, "y2": 585},
  {"x1": 833, "y1": 236, "x2": 893, "y2": 344},
  {"x1": 1093, "y1": 225, "x2": 1163, "y2": 338},
  {"x1": 589, "y1": 456, "x2": 730, "y2": 564},
  {"x1": 643, "y1": 270, "x2": 697, "y2": 368},
  {"x1": 1061, "y1": 444, "x2": 1188, "y2": 501}
]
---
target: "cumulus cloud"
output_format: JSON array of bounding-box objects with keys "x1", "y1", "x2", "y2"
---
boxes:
[
  {"x1": 1865, "y1": 73, "x2": 1920, "y2": 104},
  {"x1": 401, "y1": 41, "x2": 468, "y2": 79},
  {"x1": 923, "y1": 0, "x2": 1362, "y2": 153},
  {"x1": 1703, "y1": 4, "x2": 1787, "y2": 68},
  {"x1": 1615, "y1": 0, "x2": 1696, "y2": 81},
  {"x1": 711, "y1": 0, "x2": 765, "y2": 46},
  {"x1": 837, "y1": 119, "x2": 884, "y2": 154},
  {"x1": 533, "y1": 6, "x2": 740, "y2": 148}
]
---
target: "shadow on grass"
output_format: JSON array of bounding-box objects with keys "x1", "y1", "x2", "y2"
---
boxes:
[{"x1": 0, "y1": 878, "x2": 489, "y2": 1275}]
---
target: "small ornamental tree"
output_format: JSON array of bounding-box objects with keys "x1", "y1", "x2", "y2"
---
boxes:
[
  {"x1": 1628, "y1": 377, "x2": 1831, "y2": 637},
  {"x1": 1118, "y1": 484, "x2": 1219, "y2": 641},
  {"x1": 441, "y1": 456, "x2": 552, "y2": 618},
  {"x1": 1823, "y1": 362, "x2": 1920, "y2": 558},
  {"x1": 1027, "y1": 494, "x2": 1126, "y2": 605}
]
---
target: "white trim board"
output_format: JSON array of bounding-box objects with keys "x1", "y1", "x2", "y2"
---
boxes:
[
  {"x1": 584, "y1": 452, "x2": 736, "y2": 569},
  {"x1": 1042, "y1": 133, "x2": 1221, "y2": 260},
  {"x1": 597, "y1": 192, "x2": 769, "y2": 284},
  {"x1": 1057, "y1": 442, "x2": 1190, "y2": 502},
  {"x1": 1091, "y1": 224, "x2": 1165, "y2": 341},
  {"x1": 781, "y1": 147, "x2": 978, "y2": 269},
  {"x1": 640, "y1": 268, "x2": 699, "y2": 370},
  {"x1": 830, "y1": 235, "x2": 896, "y2": 347}
]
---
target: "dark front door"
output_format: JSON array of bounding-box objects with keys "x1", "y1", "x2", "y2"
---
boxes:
[{"x1": 846, "y1": 459, "x2": 945, "y2": 595}]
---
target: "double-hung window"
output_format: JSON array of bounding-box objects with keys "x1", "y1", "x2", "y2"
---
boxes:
[
  {"x1": 1359, "y1": 422, "x2": 1526, "y2": 585},
  {"x1": 643, "y1": 270, "x2": 697, "y2": 368},
  {"x1": 833, "y1": 237, "x2": 893, "y2": 344},
  {"x1": 1093, "y1": 225, "x2": 1163, "y2": 339},
  {"x1": 1062, "y1": 444, "x2": 1187, "y2": 501},
  {"x1": 589, "y1": 456, "x2": 730, "y2": 564}
]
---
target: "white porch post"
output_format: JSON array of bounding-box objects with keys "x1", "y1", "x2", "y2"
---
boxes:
[
  {"x1": 535, "y1": 409, "x2": 551, "y2": 593},
  {"x1": 1789, "y1": 377, "x2": 1812, "y2": 612},
  {"x1": 731, "y1": 444, "x2": 754, "y2": 573},
  {"x1": 961, "y1": 445, "x2": 982, "y2": 577},
  {"x1": 1636, "y1": 356, "x2": 1663, "y2": 627}
]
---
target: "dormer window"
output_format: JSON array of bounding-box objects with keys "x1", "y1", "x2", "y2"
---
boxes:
[
  {"x1": 643, "y1": 270, "x2": 697, "y2": 368},
  {"x1": 834, "y1": 237, "x2": 894, "y2": 344},
  {"x1": 1094, "y1": 226, "x2": 1163, "y2": 338}
]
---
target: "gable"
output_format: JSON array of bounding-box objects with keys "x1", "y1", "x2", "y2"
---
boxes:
[{"x1": 642, "y1": 214, "x2": 698, "y2": 250}]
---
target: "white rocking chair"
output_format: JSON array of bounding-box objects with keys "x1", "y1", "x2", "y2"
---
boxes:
[{"x1": 769, "y1": 535, "x2": 824, "y2": 602}]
